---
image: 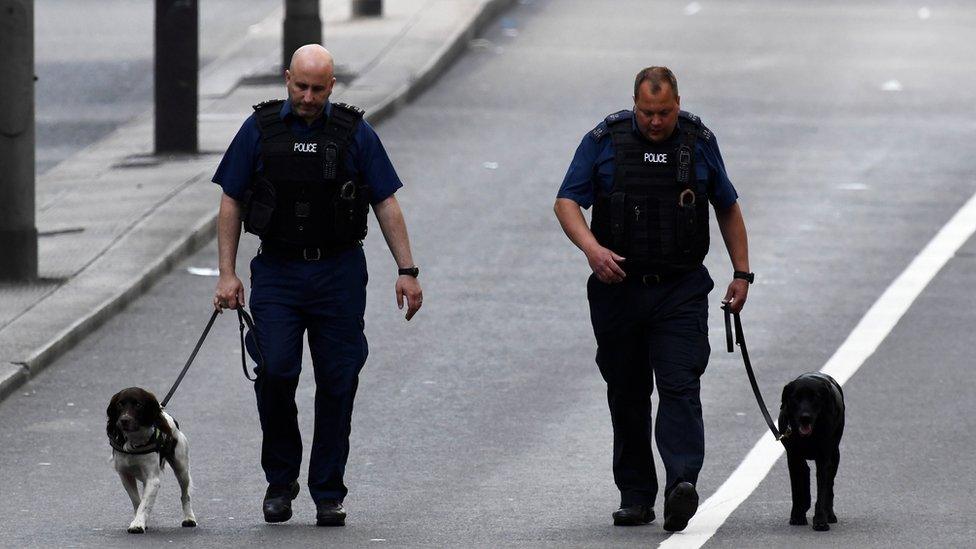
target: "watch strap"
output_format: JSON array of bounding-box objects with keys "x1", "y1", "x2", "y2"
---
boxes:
[
  {"x1": 398, "y1": 266, "x2": 420, "y2": 278},
  {"x1": 733, "y1": 270, "x2": 754, "y2": 284}
]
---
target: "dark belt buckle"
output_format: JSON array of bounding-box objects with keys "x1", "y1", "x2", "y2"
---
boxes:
[
  {"x1": 641, "y1": 274, "x2": 661, "y2": 285},
  {"x1": 303, "y1": 247, "x2": 322, "y2": 261}
]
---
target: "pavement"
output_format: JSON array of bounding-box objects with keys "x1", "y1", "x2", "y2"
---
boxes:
[{"x1": 0, "y1": 0, "x2": 515, "y2": 402}]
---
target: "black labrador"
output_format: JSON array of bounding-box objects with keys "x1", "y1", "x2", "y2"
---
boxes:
[{"x1": 778, "y1": 372, "x2": 845, "y2": 531}]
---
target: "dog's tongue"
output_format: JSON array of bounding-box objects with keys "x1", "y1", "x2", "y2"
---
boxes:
[{"x1": 799, "y1": 424, "x2": 813, "y2": 436}]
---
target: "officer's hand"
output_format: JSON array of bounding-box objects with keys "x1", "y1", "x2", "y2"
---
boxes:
[
  {"x1": 396, "y1": 275, "x2": 423, "y2": 321},
  {"x1": 723, "y1": 279, "x2": 749, "y2": 314},
  {"x1": 214, "y1": 273, "x2": 245, "y2": 312},
  {"x1": 586, "y1": 245, "x2": 626, "y2": 284}
]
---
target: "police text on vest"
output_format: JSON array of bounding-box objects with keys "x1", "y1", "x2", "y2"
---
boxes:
[
  {"x1": 295, "y1": 142, "x2": 318, "y2": 153},
  {"x1": 644, "y1": 153, "x2": 668, "y2": 163}
]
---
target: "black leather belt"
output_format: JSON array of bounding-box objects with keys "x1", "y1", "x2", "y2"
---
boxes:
[
  {"x1": 627, "y1": 269, "x2": 694, "y2": 286},
  {"x1": 260, "y1": 240, "x2": 358, "y2": 261}
]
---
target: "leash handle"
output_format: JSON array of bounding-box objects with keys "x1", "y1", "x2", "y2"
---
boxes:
[
  {"x1": 722, "y1": 304, "x2": 783, "y2": 441},
  {"x1": 724, "y1": 302, "x2": 734, "y2": 352},
  {"x1": 237, "y1": 308, "x2": 263, "y2": 382},
  {"x1": 161, "y1": 309, "x2": 220, "y2": 408}
]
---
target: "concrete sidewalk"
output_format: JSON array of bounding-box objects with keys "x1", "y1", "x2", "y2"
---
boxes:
[{"x1": 0, "y1": 0, "x2": 514, "y2": 401}]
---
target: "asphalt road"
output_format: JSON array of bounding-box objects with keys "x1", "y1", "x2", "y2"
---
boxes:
[{"x1": 3, "y1": 1, "x2": 976, "y2": 547}]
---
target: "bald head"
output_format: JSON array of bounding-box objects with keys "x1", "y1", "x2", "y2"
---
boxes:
[
  {"x1": 285, "y1": 44, "x2": 337, "y2": 123},
  {"x1": 289, "y1": 44, "x2": 335, "y2": 76}
]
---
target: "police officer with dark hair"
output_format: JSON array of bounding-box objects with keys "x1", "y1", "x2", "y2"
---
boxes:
[
  {"x1": 212, "y1": 44, "x2": 423, "y2": 527},
  {"x1": 554, "y1": 66, "x2": 751, "y2": 532}
]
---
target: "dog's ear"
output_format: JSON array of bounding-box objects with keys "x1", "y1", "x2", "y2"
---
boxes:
[
  {"x1": 780, "y1": 381, "x2": 794, "y2": 410},
  {"x1": 818, "y1": 382, "x2": 834, "y2": 415},
  {"x1": 142, "y1": 388, "x2": 175, "y2": 439},
  {"x1": 106, "y1": 391, "x2": 121, "y2": 439}
]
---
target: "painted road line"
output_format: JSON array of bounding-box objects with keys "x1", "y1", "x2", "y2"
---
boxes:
[{"x1": 659, "y1": 189, "x2": 976, "y2": 548}]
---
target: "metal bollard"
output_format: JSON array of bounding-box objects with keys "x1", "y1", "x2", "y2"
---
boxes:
[
  {"x1": 0, "y1": 0, "x2": 38, "y2": 281},
  {"x1": 283, "y1": 0, "x2": 322, "y2": 71},
  {"x1": 352, "y1": 0, "x2": 381, "y2": 17},
  {"x1": 155, "y1": 0, "x2": 199, "y2": 154}
]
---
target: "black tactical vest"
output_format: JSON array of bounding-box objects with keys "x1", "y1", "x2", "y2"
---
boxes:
[
  {"x1": 242, "y1": 99, "x2": 370, "y2": 255},
  {"x1": 590, "y1": 110, "x2": 711, "y2": 275}
]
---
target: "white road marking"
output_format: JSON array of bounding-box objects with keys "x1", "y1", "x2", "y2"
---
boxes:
[
  {"x1": 882, "y1": 79, "x2": 904, "y2": 91},
  {"x1": 659, "y1": 190, "x2": 976, "y2": 548}
]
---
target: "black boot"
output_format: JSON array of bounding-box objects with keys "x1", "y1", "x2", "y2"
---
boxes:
[
  {"x1": 315, "y1": 499, "x2": 347, "y2": 526},
  {"x1": 663, "y1": 482, "x2": 699, "y2": 532},
  {"x1": 263, "y1": 482, "x2": 300, "y2": 523},
  {"x1": 612, "y1": 504, "x2": 655, "y2": 526}
]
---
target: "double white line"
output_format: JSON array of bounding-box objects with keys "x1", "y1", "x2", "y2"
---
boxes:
[{"x1": 661, "y1": 190, "x2": 976, "y2": 548}]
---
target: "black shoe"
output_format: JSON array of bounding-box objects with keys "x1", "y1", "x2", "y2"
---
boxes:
[
  {"x1": 315, "y1": 499, "x2": 346, "y2": 527},
  {"x1": 263, "y1": 482, "x2": 300, "y2": 523},
  {"x1": 612, "y1": 504, "x2": 655, "y2": 526},
  {"x1": 663, "y1": 482, "x2": 699, "y2": 532}
]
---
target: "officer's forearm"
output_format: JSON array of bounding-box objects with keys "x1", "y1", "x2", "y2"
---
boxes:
[
  {"x1": 373, "y1": 195, "x2": 415, "y2": 268},
  {"x1": 554, "y1": 198, "x2": 601, "y2": 256},
  {"x1": 715, "y1": 202, "x2": 749, "y2": 272},
  {"x1": 217, "y1": 193, "x2": 243, "y2": 276}
]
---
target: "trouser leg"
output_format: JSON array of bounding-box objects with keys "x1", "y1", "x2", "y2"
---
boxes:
[
  {"x1": 248, "y1": 258, "x2": 306, "y2": 487},
  {"x1": 596, "y1": 328, "x2": 657, "y2": 506},
  {"x1": 650, "y1": 286, "x2": 710, "y2": 496},
  {"x1": 589, "y1": 276, "x2": 657, "y2": 506},
  {"x1": 305, "y1": 247, "x2": 368, "y2": 503}
]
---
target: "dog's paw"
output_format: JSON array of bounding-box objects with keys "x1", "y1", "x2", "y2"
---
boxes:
[
  {"x1": 182, "y1": 518, "x2": 197, "y2": 528},
  {"x1": 127, "y1": 524, "x2": 146, "y2": 534},
  {"x1": 789, "y1": 515, "x2": 807, "y2": 526},
  {"x1": 812, "y1": 520, "x2": 830, "y2": 531}
]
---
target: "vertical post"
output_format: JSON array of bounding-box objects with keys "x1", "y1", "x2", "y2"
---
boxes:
[
  {"x1": 282, "y1": 0, "x2": 321, "y2": 71},
  {"x1": 0, "y1": 0, "x2": 38, "y2": 281},
  {"x1": 352, "y1": 0, "x2": 382, "y2": 16},
  {"x1": 155, "y1": 0, "x2": 198, "y2": 154}
]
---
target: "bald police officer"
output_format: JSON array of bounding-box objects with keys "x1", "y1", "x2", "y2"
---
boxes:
[
  {"x1": 554, "y1": 66, "x2": 751, "y2": 532},
  {"x1": 213, "y1": 45, "x2": 423, "y2": 526}
]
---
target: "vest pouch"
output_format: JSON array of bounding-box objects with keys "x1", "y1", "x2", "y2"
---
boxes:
[
  {"x1": 675, "y1": 189, "x2": 698, "y2": 254},
  {"x1": 242, "y1": 176, "x2": 276, "y2": 236},
  {"x1": 626, "y1": 193, "x2": 650, "y2": 262},
  {"x1": 332, "y1": 180, "x2": 370, "y2": 242},
  {"x1": 609, "y1": 191, "x2": 628, "y2": 254}
]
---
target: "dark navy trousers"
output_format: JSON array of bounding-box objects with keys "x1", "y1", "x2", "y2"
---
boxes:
[
  {"x1": 587, "y1": 266, "x2": 714, "y2": 507},
  {"x1": 246, "y1": 245, "x2": 368, "y2": 503}
]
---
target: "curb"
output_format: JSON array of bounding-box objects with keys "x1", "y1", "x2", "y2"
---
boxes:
[{"x1": 0, "y1": 0, "x2": 515, "y2": 405}]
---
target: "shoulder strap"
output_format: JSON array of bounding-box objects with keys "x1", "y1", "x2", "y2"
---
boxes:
[
  {"x1": 252, "y1": 99, "x2": 290, "y2": 142},
  {"x1": 319, "y1": 103, "x2": 365, "y2": 180},
  {"x1": 677, "y1": 110, "x2": 708, "y2": 190},
  {"x1": 591, "y1": 110, "x2": 630, "y2": 141},
  {"x1": 678, "y1": 110, "x2": 712, "y2": 141},
  {"x1": 323, "y1": 102, "x2": 365, "y2": 146}
]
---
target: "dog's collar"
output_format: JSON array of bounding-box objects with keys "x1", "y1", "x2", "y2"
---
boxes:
[{"x1": 109, "y1": 427, "x2": 172, "y2": 456}]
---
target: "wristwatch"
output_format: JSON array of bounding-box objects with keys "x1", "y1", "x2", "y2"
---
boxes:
[
  {"x1": 398, "y1": 266, "x2": 420, "y2": 278},
  {"x1": 733, "y1": 271, "x2": 755, "y2": 284}
]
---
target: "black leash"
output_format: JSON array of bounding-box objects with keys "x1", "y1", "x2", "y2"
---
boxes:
[
  {"x1": 160, "y1": 307, "x2": 262, "y2": 408},
  {"x1": 722, "y1": 304, "x2": 784, "y2": 441},
  {"x1": 237, "y1": 308, "x2": 262, "y2": 382}
]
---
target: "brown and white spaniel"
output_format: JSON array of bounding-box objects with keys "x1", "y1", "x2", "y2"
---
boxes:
[{"x1": 106, "y1": 387, "x2": 196, "y2": 533}]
